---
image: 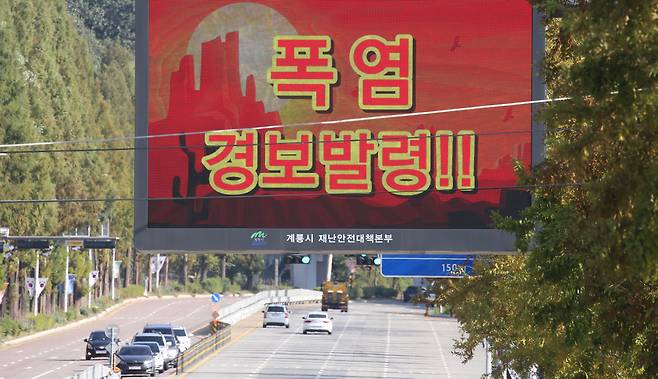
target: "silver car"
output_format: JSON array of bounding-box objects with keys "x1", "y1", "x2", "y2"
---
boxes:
[
  {"x1": 173, "y1": 326, "x2": 193, "y2": 352},
  {"x1": 133, "y1": 341, "x2": 165, "y2": 373},
  {"x1": 262, "y1": 304, "x2": 290, "y2": 328},
  {"x1": 132, "y1": 333, "x2": 175, "y2": 369}
]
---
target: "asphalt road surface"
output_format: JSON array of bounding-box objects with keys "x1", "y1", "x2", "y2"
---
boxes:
[
  {"x1": 0, "y1": 295, "x2": 238, "y2": 379},
  {"x1": 179, "y1": 300, "x2": 486, "y2": 379}
]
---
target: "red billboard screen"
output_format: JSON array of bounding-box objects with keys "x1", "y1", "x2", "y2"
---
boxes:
[{"x1": 135, "y1": 0, "x2": 542, "y2": 252}]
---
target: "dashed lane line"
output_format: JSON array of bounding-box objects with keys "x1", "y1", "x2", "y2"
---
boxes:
[
  {"x1": 315, "y1": 312, "x2": 354, "y2": 379},
  {"x1": 428, "y1": 318, "x2": 453, "y2": 378},
  {"x1": 383, "y1": 313, "x2": 391, "y2": 378},
  {"x1": 247, "y1": 329, "x2": 299, "y2": 377},
  {"x1": 30, "y1": 369, "x2": 54, "y2": 379}
]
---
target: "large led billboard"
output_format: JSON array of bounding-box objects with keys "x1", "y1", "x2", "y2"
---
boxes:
[{"x1": 135, "y1": 0, "x2": 544, "y2": 252}]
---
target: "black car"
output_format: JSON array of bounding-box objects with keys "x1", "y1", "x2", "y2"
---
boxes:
[
  {"x1": 115, "y1": 345, "x2": 156, "y2": 377},
  {"x1": 84, "y1": 330, "x2": 114, "y2": 360},
  {"x1": 403, "y1": 286, "x2": 420, "y2": 302}
]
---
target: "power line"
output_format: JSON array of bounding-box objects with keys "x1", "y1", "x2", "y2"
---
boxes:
[
  {"x1": 0, "y1": 97, "x2": 570, "y2": 150},
  {"x1": 0, "y1": 126, "x2": 578, "y2": 156},
  {"x1": 0, "y1": 182, "x2": 585, "y2": 205}
]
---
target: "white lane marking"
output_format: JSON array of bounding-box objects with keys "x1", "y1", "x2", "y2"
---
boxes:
[
  {"x1": 30, "y1": 370, "x2": 54, "y2": 379},
  {"x1": 315, "y1": 313, "x2": 354, "y2": 379},
  {"x1": 248, "y1": 322, "x2": 303, "y2": 377},
  {"x1": 428, "y1": 318, "x2": 452, "y2": 378},
  {"x1": 24, "y1": 366, "x2": 32, "y2": 369},
  {"x1": 382, "y1": 313, "x2": 391, "y2": 378}
]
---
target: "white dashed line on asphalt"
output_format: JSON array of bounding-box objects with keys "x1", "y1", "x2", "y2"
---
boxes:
[
  {"x1": 383, "y1": 313, "x2": 391, "y2": 378},
  {"x1": 30, "y1": 369, "x2": 54, "y2": 379},
  {"x1": 428, "y1": 317, "x2": 453, "y2": 378},
  {"x1": 315, "y1": 312, "x2": 354, "y2": 379}
]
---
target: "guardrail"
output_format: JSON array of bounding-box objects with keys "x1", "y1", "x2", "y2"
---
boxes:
[
  {"x1": 176, "y1": 322, "x2": 231, "y2": 374},
  {"x1": 175, "y1": 288, "x2": 321, "y2": 374},
  {"x1": 217, "y1": 288, "x2": 321, "y2": 325}
]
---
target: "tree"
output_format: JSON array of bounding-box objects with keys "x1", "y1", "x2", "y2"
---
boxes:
[
  {"x1": 444, "y1": 1, "x2": 658, "y2": 377},
  {"x1": 0, "y1": 0, "x2": 136, "y2": 320},
  {"x1": 228, "y1": 255, "x2": 265, "y2": 290}
]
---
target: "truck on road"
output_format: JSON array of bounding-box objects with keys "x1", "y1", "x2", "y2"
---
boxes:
[{"x1": 321, "y1": 281, "x2": 349, "y2": 312}]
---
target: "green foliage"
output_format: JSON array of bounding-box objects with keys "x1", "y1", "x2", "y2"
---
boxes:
[
  {"x1": 66, "y1": 0, "x2": 134, "y2": 49},
  {"x1": 29, "y1": 314, "x2": 56, "y2": 332},
  {"x1": 444, "y1": 1, "x2": 658, "y2": 378},
  {"x1": 201, "y1": 277, "x2": 231, "y2": 293},
  {"x1": 0, "y1": 0, "x2": 135, "y2": 319},
  {"x1": 119, "y1": 285, "x2": 144, "y2": 300},
  {"x1": 0, "y1": 318, "x2": 23, "y2": 338}
]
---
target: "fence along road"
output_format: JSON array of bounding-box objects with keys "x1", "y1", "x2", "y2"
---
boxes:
[{"x1": 176, "y1": 300, "x2": 487, "y2": 379}]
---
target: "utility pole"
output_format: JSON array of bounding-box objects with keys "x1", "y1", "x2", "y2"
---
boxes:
[
  {"x1": 33, "y1": 252, "x2": 39, "y2": 316},
  {"x1": 63, "y1": 245, "x2": 69, "y2": 313},
  {"x1": 155, "y1": 253, "x2": 160, "y2": 289},
  {"x1": 484, "y1": 339, "x2": 492, "y2": 377},
  {"x1": 221, "y1": 255, "x2": 226, "y2": 279},
  {"x1": 326, "y1": 254, "x2": 333, "y2": 282},
  {"x1": 274, "y1": 256, "x2": 279, "y2": 288},
  {"x1": 111, "y1": 248, "x2": 116, "y2": 301},
  {"x1": 88, "y1": 249, "x2": 93, "y2": 308}
]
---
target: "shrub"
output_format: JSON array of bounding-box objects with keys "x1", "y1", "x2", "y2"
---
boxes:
[
  {"x1": 30, "y1": 314, "x2": 55, "y2": 331},
  {"x1": 0, "y1": 318, "x2": 22, "y2": 337},
  {"x1": 120, "y1": 285, "x2": 145, "y2": 299},
  {"x1": 65, "y1": 309, "x2": 78, "y2": 321},
  {"x1": 362, "y1": 287, "x2": 376, "y2": 299},
  {"x1": 170, "y1": 282, "x2": 185, "y2": 293},
  {"x1": 202, "y1": 277, "x2": 230, "y2": 293},
  {"x1": 187, "y1": 281, "x2": 204, "y2": 294},
  {"x1": 376, "y1": 287, "x2": 398, "y2": 298},
  {"x1": 349, "y1": 286, "x2": 364, "y2": 299},
  {"x1": 226, "y1": 283, "x2": 241, "y2": 293}
]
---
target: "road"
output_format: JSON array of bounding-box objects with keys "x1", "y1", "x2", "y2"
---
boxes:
[
  {"x1": 0, "y1": 295, "x2": 238, "y2": 379},
  {"x1": 180, "y1": 300, "x2": 486, "y2": 379}
]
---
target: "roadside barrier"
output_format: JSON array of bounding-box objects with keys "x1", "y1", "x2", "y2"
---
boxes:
[
  {"x1": 176, "y1": 322, "x2": 231, "y2": 374},
  {"x1": 175, "y1": 288, "x2": 322, "y2": 375}
]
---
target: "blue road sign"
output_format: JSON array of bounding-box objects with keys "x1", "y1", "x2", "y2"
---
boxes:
[
  {"x1": 210, "y1": 292, "x2": 222, "y2": 303},
  {"x1": 380, "y1": 254, "x2": 475, "y2": 278}
]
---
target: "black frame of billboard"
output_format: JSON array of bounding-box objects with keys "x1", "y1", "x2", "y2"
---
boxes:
[{"x1": 134, "y1": 1, "x2": 545, "y2": 254}]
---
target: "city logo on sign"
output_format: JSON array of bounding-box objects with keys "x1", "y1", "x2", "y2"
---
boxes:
[{"x1": 250, "y1": 231, "x2": 268, "y2": 247}]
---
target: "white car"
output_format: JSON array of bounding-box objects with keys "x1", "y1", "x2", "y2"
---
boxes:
[
  {"x1": 173, "y1": 326, "x2": 193, "y2": 352},
  {"x1": 262, "y1": 304, "x2": 290, "y2": 328},
  {"x1": 133, "y1": 341, "x2": 165, "y2": 373},
  {"x1": 302, "y1": 312, "x2": 333, "y2": 335}
]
